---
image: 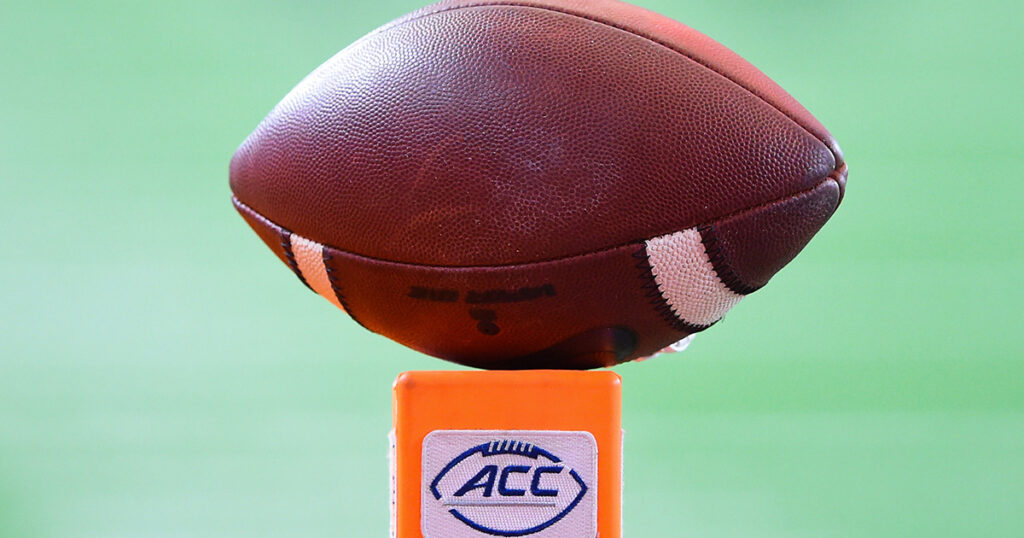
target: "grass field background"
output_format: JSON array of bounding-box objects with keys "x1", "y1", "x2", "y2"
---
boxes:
[{"x1": 1, "y1": 0, "x2": 1022, "y2": 536}]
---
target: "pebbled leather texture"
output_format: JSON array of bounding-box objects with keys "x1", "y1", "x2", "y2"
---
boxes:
[{"x1": 230, "y1": 0, "x2": 847, "y2": 368}]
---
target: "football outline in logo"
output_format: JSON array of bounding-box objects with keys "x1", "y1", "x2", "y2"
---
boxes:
[{"x1": 429, "y1": 439, "x2": 589, "y2": 536}]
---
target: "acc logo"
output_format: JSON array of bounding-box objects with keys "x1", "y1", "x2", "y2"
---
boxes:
[{"x1": 422, "y1": 431, "x2": 597, "y2": 537}]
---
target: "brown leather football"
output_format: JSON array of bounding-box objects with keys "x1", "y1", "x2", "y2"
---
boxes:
[{"x1": 230, "y1": 0, "x2": 847, "y2": 370}]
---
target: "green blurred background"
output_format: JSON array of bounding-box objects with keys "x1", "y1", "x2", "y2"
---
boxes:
[{"x1": 2, "y1": 0, "x2": 1022, "y2": 536}]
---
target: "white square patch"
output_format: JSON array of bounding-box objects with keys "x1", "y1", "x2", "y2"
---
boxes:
[{"x1": 421, "y1": 430, "x2": 598, "y2": 538}]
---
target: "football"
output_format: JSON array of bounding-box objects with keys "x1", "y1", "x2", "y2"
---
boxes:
[{"x1": 230, "y1": 0, "x2": 847, "y2": 369}]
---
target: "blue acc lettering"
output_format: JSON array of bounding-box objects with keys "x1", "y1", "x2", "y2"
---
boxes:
[{"x1": 453, "y1": 465, "x2": 563, "y2": 498}]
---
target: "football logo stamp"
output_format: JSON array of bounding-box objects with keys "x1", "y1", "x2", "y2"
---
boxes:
[{"x1": 422, "y1": 430, "x2": 597, "y2": 537}]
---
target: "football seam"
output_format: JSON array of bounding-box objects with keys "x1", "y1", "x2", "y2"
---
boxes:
[
  {"x1": 234, "y1": 175, "x2": 836, "y2": 271},
  {"x1": 697, "y1": 224, "x2": 759, "y2": 296},
  {"x1": 322, "y1": 248, "x2": 370, "y2": 330},
  {"x1": 373, "y1": 1, "x2": 839, "y2": 167},
  {"x1": 279, "y1": 226, "x2": 314, "y2": 291},
  {"x1": 236, "y1": 199, "x2": 370, "y2": 325}
]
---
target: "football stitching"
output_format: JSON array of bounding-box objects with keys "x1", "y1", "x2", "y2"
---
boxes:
[
  {"x1": 322, "y1": 247, "x2": 370, "y2": 330},
  {"x1": 235, "y1": 201, "x2": 309, "y2": 285},
  {"x1": 237, "y1": 197, "x2": 793, "y2": 338},
  {"x1": 235, "y1": 200, "x2": 313, "y2": 291},
  {"x1": 377, "y1": 1, "x2": 839, "y2": 168},
  {"x1": 697, "y1": 225, "x2": 760, "y2": 296},
  {"x1": 233, "y1": 176, "x2": 836, "y2": 270},
  {"x1": 279, "y1": 230, "x2": 314, "y2": 291}
]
